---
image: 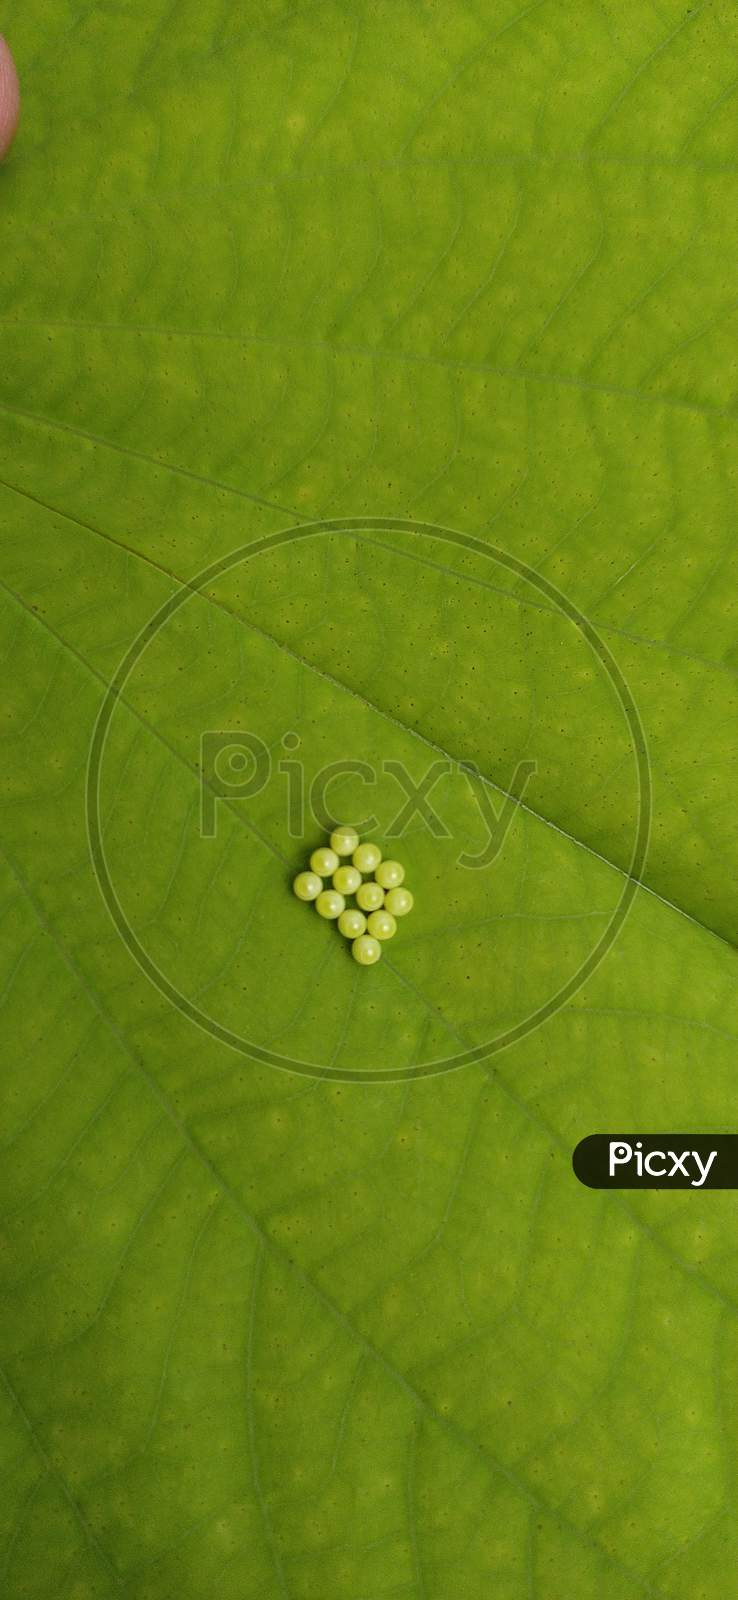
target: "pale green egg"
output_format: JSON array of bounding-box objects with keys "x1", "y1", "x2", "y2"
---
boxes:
[
  {"x1": 330, "y1": 825, "x2": 360, "y2": 856},
  {"x1": 356, "y1": 880, "x2": 384, "y2": 912},
  {"x1": 333, "y1": 864, "x2": 361, "y2": 895},
  {"x1": 293, "y1": 871, "x2": 322, "y2": 901},
  {"x1": 385, "y1": 887, "x2": 413, "y2": 916},
  {"x1": 315, "y1": 889, "x2": 345, "y2": 919},
  {"x1": 353, "y1": 841, "x2": 382, "y2": 874},
  {"x1": 352, "y1": 933, "x2": 382, "y2": 965},
  {"x1": 375, "y1": 859, "x2": 404, "y2": 889},
  {"x1": 311, "y1": 846, "x2": 339, "y2": 876}
]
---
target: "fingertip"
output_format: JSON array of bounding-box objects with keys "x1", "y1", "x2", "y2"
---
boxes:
[{"x1": 0, "y1": 36, "x2": 20, "y2": 161}]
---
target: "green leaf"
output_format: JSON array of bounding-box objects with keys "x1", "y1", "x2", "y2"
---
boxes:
[{"x1": 1, "y1": 3, "x2": 737, "y2": 1597}]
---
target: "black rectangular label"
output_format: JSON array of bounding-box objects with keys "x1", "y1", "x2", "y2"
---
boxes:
[{"x1": 573, "y1": 1134, "x2": 738, "y2": 1189}]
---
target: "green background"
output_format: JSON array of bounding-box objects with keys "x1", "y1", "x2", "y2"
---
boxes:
[{"x1": 1, "y1": 2, "x2": 738, "y2": 1595}]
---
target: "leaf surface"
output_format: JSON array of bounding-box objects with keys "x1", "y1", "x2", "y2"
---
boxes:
[{"x1": 1, "y1": 4, "x2": 737, "y2": 1597}]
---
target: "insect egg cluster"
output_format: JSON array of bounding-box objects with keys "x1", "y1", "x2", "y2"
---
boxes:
[{"x1": 292, "y1": 828, "x2": 414, "y2": 964}]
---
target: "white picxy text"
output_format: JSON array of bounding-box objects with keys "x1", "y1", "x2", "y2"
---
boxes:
[{"x1": 609, "y1": 1140, "x2": 717, "y2": 1188}]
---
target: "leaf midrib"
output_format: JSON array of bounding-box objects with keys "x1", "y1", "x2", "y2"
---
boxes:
[{"x1": 2, "y1": 475, "x2": 735, "y2": 958}]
